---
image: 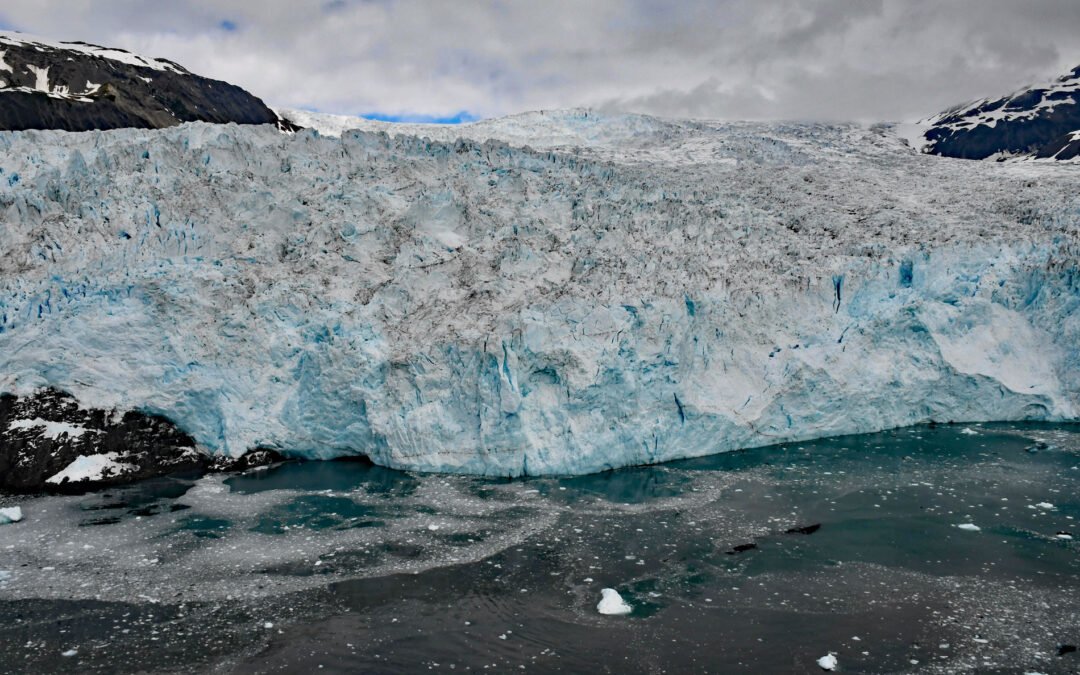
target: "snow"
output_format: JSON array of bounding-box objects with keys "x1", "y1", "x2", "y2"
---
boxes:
[
  {"x1": 8, "y1": 418, "x2": 93, "y2": 440},
  {"x1": 0, "y1": 61, "x2": 95, "y2": 102},
  {"x1": 0, "y1": 113, "x2": 1078, "y2": 476},
  {"x1": 0, "y1": 31, "x2": 185, "y2": 73},
  {"x1": 45, "y1": 453, "x2": 135, "y2": 484},
  {"x1": 926, "y1": 68, "x2": 1080, "y2": 134},
  {"x1": 957, "y1": 523, "x2": 982, "y2": 532},
  {"x1": 26, "y1": 64, "x2": 49, "y2": 92},
  {"x1": 817, "y1": 652, "x2": 838, "y2": 670},
  {"x1": 0, "y1": 507, "x2": 23, "y2": 524},
  {"x1": 597, "y1": 588, "x2": 632, "y2": 615},
  {"x1": 911, "y1": 66, "x2": 1080, "y2": 162},
  {"x1": 893, "y1": 120, "x2": 931, "y2": 153},
  {"x1": 0, "y1": 49, "x2": 11, "y2": 73}
]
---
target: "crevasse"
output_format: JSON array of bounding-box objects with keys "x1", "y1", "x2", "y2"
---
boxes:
[{"x1": 1, "y1": 113, "x2": 1078, "y2": 475}]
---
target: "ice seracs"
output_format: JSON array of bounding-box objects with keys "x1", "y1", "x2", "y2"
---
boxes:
[
  {"x1": 0, "y1": 112, "x2": 1078, "y2": 477},
  {"x1": 596, "y1": 588, "x2": 632, "y2": 615}
]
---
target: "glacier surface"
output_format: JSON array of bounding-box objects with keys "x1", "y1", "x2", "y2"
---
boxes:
[{"x1": 1, "y1": 111, "x2": 1079, "y2": 476}]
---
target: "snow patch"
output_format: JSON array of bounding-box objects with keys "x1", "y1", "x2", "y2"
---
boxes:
[
  {"x1": 26, "y1": 64, "x2": 49, "y2": 92},
  {"x1": 893, "y1": 121, "x2": 931, "y2": 153},
  {"x1": 45, "y1": 453, "x2": 135, "y2": 484},
  {"x1": 8, "y1": 418, "x2": 94, "y2": 440}
]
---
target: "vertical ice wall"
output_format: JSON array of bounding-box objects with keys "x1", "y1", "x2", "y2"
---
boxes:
[{"x1": 0, "y1": 116, "x2": 1077, "y2": 475}]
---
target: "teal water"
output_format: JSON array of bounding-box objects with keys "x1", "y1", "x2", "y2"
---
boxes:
[{"x1": 1, "y1": 423, "x2": 1079, "y2": 673}]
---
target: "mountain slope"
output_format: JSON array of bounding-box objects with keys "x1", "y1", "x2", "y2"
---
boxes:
[
  {"x1": 0, "y1": 31, "x2": 286, "y2": 132},
  {"x1": 911, "y1": 65, "x2": 1080, "y2": 161}
]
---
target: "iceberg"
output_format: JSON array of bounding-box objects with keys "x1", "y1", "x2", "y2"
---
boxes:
[
  {"x1": 597, "y1": 588, "x2": 632, "y2": 615},
  {"x1": 0, "y1": 506, "x2": 23, "y2": 524},
  {"x1": 0, "y1": 111, "x2": 1078, "y2": 476}
]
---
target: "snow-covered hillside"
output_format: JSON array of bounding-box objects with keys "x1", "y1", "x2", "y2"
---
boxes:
[
  {"x1": 906, "y1": 64, "x2": 1080, "y2": 161},
  {"x1": 0, "y1": 30, "x2": 283, "y2": 132},
  {"x1": 1, "y1": 111, "x2": 1078, "y2": 475}
]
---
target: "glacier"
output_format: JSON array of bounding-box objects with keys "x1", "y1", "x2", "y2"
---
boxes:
[{"x1": 1, "y1": 110, "x2": 1079, "y2": 476}]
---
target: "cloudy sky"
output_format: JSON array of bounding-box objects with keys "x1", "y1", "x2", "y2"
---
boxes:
[{"x1": 2, "y1": 0, "x2": 1079, "y2": 123}]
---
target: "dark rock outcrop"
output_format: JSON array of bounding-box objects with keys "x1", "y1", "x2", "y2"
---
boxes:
[
  {"x1": 0, "y1": 32, "x2": 291, "y2": 132},
  {"x1": 917, "y1": 65, "x2": 1080, "y2": 161},
  {"x1": 0, "y1": 389, "x2": 283, "y2": 493}
]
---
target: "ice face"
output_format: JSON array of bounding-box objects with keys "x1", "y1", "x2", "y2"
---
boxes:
[{"x1": 0, "y1": 112, "x2": 1078, "y2": 476}]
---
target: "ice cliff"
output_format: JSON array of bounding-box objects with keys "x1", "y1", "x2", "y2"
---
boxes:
[{"x1": 1, "y1": 111, "x2": 1078, "y2": 476}]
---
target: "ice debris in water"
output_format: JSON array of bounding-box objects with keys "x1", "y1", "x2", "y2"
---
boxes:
[
  {"x1": 0, "y1": 507, "x2": 23, "y2": 524},
  {"x1": 956, "y1": 523, "x2": 981, "y2": 531},
  {"x1": 960, "y1": 427, "x2": 979, "y2": 435},
  {"x1": 817, "y1": 652, "x2": 838, "y2": 671},
  {"x1": 1036, "y1": 502, "x2": 1054, "y2": 509},
  {"x1": 597, "y1": 588, "x2": 632, "y2": 615}
]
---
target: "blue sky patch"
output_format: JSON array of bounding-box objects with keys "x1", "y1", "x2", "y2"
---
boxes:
[
  {"x1": 359, "y1": 111, "x2": 479, "y2": 124},
  {"x1": 219, "y1": 20, "x2": 238, "y2": 32}
]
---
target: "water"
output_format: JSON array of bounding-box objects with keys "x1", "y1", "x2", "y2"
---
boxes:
[{"x1": 1, "y1": 423, "x2": 1079, "y2": 673}]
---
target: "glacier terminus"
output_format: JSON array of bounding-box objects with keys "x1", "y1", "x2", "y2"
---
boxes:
[{"x1": 1, "y1": 111, "x2": 1078, "y2": 476}]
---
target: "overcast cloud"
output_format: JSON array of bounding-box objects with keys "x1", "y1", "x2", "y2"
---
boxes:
[{"x1": 2, "y1": 0, "x2": 1079, "y2": 122}]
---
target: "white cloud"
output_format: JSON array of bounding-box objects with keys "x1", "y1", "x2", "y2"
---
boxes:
[{"x1": 2, "y1": 0, "x2": 1079, "y2": 122}]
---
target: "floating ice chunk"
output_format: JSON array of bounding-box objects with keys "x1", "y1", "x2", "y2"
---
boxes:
[
  {"x1": 263, "y1": 621, "x2": 274, "y2": 629},
  {"x1": 1036, "y1": 502, "x2": 1054, "y2": 510},
  {"x1": 0, "y1": 570, "x2": 11, "y2": 582},
  {"x1": 597, "y1": 588, "x2": 632, "y2": 615},
  {"x1": 46, "y1": 453, "x2": 135, "y2": 484},
  {"x1": 0, "y1": 507, "x2": 23, "y2": 524},
  {"x1": 427, "y1": 524, "x2": 441, "y2": 531},
  {"x1": 956, "y1": 523, "x2": 981, "y2": 531},
  {"x1": 960, "y1": 428, "x2": 979, "y2": 435},
  {"x1": 1055, "y1": 532, "x2": 1073, "y2": 540},
  {"x1": 817, "y1": 652, "x2": 838, "y2": 670},
  {"x1": 61, "y1": 649, "x2": 77, "y2": 657}
]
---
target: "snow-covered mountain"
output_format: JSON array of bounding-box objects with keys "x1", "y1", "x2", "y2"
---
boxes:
[
  {"x1": 0, "y1": 31, "x2": 288, "y2": 132},
  {"x1": 1, "y1": 111, "x2": 1077, "y2": 476},
  {"x1": 906, "y1": 64, "x2": 1080, "y2": 161}
]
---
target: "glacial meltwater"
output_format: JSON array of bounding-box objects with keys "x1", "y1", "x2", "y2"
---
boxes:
[{"x1": 2, "y1": 423, "x2": 1079, "y2": 673}]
